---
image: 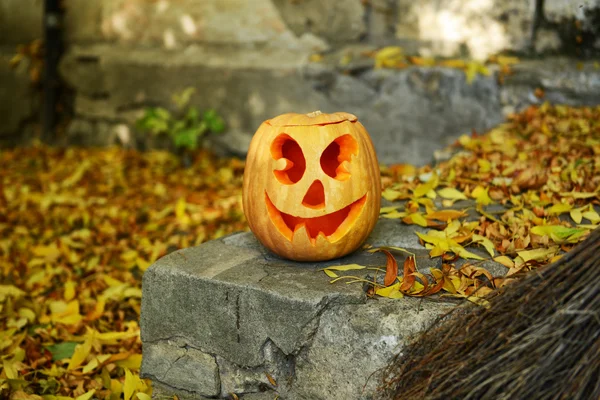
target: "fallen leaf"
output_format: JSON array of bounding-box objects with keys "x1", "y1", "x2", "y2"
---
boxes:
[
  {"x1": 381, "y1": 250, "x2": 399, "y2": 286},
  {"x1": 399, "y1": 256, "x2": 416, "y2": 291},
  {"x1": 437, "y1": 187, "x2": 467, "y2": 201}
]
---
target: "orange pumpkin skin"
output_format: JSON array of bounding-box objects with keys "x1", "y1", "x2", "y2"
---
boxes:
[{"x1": 242, "y1": 111, "x2": 381, "y2": 261}]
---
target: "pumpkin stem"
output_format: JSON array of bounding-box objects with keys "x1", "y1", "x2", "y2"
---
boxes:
[{"x1": 306, "y1": 110, "x2": 323, "y2": 117}]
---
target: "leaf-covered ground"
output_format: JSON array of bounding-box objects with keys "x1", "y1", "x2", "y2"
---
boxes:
[
  {"x1": 1, "y1": 104, "x2": 599, "y2": 399},
  {"x1": 0, "y1": 149, "x2": 246, "y2": 399}
]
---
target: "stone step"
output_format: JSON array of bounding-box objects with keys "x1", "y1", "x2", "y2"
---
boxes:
[
  {"x1": 60, "y1": 44, "x2": 600, "y2": 165},
  {"x1": 140, "y1": 218, "x2": 505, "y2": 400}
]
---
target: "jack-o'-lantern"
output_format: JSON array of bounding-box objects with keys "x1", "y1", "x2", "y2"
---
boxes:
[{"x1": 242, "y1": 111, "x2": 381, "y2": 261}]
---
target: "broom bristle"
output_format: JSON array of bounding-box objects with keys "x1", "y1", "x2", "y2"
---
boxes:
[{"x1": 380, "y1": 227, "x2": 600, "y2": 400}]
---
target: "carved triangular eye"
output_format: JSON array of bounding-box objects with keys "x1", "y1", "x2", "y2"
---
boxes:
[
  {"x1": 320, "y1": 134, "x2": 358, "y2": 181},
  {"x1": 271, "y1": 134, "x2": 305, "y2": 184}
]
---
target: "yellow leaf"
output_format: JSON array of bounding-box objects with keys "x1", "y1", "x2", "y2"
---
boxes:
[
  {"x1": 517, "y1": 246, "x2": 559, "y2": 263},
  {"x1": 64, "y1": 281, "x2": 76, "y2": 302},
  {"x1": 437, "y1": 187, "x2": 467, "y2": 201},
  {"x1": 375, "y1": 282, "x2": 404, "y2": 298},
  {"x1": 68, "y1": 335, "x2": 93, "y2": 370},
  {"x1": 477, "y1": 159, "x2": 491, "y2": 173},
  {"x1": 381, "y1": 211, "x2": 408, "y2": 219},
  {"x1": 120, "y1": 250, "x2": 138, "y2": 262},
  {"x1": 82, "y1": 357, "x2": 99, "y2": 374},
  {"x1": 407, "y1": 212, "x2": 428, "y2": 227},
  {"x1": 570, "y1": 209, "x2": 583, "y2": 224},
  {"x1": 440, "y1": 59, "x2": 467, "y2": 68},
  {"x1": 0, "y1": 285, "x2": 26, "y2": 301},
  {"x1": 3, "y1": 359, "x2": 18, "y2": 379},
  {"x1": 111, "y1": 379, "x2": 123, "y2": 400},
  {"x1": 495, "y1": 55, "x2": 519, "y2": 65},
  {"x1": 493, "y1": 256, "x2": 514, "y2": 268},
  {"x1": 52, "y1": 300, "x2": 82, "y2": 326},
  {"x1": 103, "y1": 275, "x2": 124, "y2": 287},
  {"x1": 323, "y1": 269, "x2": 338, "y2": 278},
  {"x1": 559, "y1": 191, "x2": 598, "y2": 199},
  {"x1": 413, "y1": 173, "x2": 439, "y2": 198},
  {"x1": 472, "y1": 234, "x2": 495, "y2": 257},
  {"x1": 471, "y1": 186, "x2": 493, "y2": 205},
  {"x1": 95, "y1": 330, "x2": 139, "y2": 345},
  {"x1": 136, "y1": 395, "x2": 151, "y2": 400},
  {"x1": 86, "y1": 296, "x2": 106, "y2": 321},
  {"x1": 452, "y1": 246, "x2": 485, "y2": 260},
  {"x1": 382, "y1": 188, "x2": 402, "y2": 201},
  {"x1": 465, "y1": 61, "x2": 478, "y2": 84},
  {"x1": 582, "y1": 210, "x2": 600, "y2": 223},
  {"x1": 530, "y1": 225, "x2": 588, "y2": 244},
  {"x1": 123, "y1": 368, "x2": 135, "y2": 400},
  {"x1": 416, "y1": 231, "x2": 445, "y2": 246},
  {"x1": 375, "y1": 46, "x2": 404, "y2": 68},
  {"x1": 467, "y1": 296, "x2": 491, "y2": 308},
  {"x1": 62, "y1": 160, "x2": 92, "y2": 188},
  {"x1": 75, "y1": 389, "x2": 95, "y2": 400},
  {"x1": 18, "y1": 308, "x2": 36, "y2": 322},
  {"x1": 322, "y1": 264, "x2": 365, "y2": 278},
  {"x1": 548, "y1": 203, "x2": 572, "y2": 215},
  {"x1": 116, "y1": 354, "x2": 143, "y2": 371},
  {"x1": 379, "y1": 206, "x2": 398, "y2": 214},
  {"x1": 31, "y1": 244, "x2": 61, "y2": 262}
]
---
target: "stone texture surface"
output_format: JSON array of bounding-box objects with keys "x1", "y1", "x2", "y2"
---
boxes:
[
  {"x1": 0, "y1": 0, "x2": 42, "y2": 45},
  {"x1": 395, "y1": 0, "x2": 535, "y2": 59},
  {"x1": 500, "y1": 58, "x2": 600, "y2": 114},
  {"x1": 140, "y1": 216, "x2": 505, "y2": 399},
  {"x1": 0, "y1": 51, "x2": 36, "y2": 144},
  {"x1": 143, "y1": 341, "x2": 220, "y2": 397},
  {"x1": 59, "y1": 42, "x2": 600, "y2": 165},
  {"x1": 272, "y1": 0, "x2": 366, "y2": 44}
]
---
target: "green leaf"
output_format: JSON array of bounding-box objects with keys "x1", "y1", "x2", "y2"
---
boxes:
[
  {"x1": 186, "y1": 107, "x2": 199, "y2": 125},
  {"x1": 154, "y1": 107, "x2": 171, "y2": 121},
  {"x1": 530, "y1": 225, "x2": 588, "y2": 243},
  {"x1": 173, "y1": 129, "x2": 199, "y2": 150},
  {"x1": 45, "y1": 342, "x2": 78, "y2": 361},
  {"x1": 203, "y1": 109, "x2": 225, "y2": 133}
]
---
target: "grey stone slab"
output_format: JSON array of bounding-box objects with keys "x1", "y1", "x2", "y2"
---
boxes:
[
  {"x1": 293, "y1": 298, "x2": 455, "y2": 400},
  {"x1": 500, "y1": 58, "x2": 600, "y2": 114},
  {"x1": 140, "y1": 239, "x2": 366, "y2": 368},
  {"x1": 142, "y1": 341, "x2": 220, "y2": 397},
  {"x1": 272, "y1": 0, "x2": 366, "y2": 43}
]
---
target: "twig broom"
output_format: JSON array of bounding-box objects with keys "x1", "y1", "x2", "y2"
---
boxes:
[{"x1": 380, "y1": 227, "x2": 600, "y2": 400}]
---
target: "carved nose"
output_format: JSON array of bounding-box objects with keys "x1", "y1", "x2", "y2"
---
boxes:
[{"x1": 302, "y1": 180, "x2": 326, "y2": 209}]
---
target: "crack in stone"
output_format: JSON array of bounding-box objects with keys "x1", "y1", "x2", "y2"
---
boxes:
[
  {"x1": 161, "y1": 351, "x2": 186, "y2": 382},
  {"x1": 143, "y1": 371, "x2": 200, "y2": 396},
  {"x1": 235, "y1": 293, "x2": 241, "y2": 344}
]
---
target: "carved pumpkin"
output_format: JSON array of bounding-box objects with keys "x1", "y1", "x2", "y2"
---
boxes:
[{"x1": 242, "y1": 111, "x2": 381, "y2": 261}]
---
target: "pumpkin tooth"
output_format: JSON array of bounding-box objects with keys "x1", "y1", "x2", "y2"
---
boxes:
[{"x1": 265, "y1": 191, "x2": 367, "y2": 243}]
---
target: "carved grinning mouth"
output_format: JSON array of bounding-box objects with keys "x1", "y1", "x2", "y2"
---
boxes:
[{"x1": 265, "y1": 192, "x2": 367, "y2": 245}]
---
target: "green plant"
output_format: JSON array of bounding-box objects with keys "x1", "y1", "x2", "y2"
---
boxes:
[{"x1": 136, "y1": 88, "x2": 225, "y2": 151}]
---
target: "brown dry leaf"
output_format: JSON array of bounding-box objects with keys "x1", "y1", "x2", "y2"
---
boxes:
[
  {"x1": 379, "y1": 250, "x2": 399, "y2": 287},
  {"x1": 425, "y1": 209, "x2": 467, "y2": 221},
  {"x1": 399, "y1": 256, "x2": 416, "y2": 292}
]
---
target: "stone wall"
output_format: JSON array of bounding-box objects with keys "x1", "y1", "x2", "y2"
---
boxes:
[{"x1": 1, "y1": 0, "x2": 599, "y2": 163}]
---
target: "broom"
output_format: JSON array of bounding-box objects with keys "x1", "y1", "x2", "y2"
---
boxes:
[{"x1": 379, "y1": 227, "x2": 600, "y2": 400}]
